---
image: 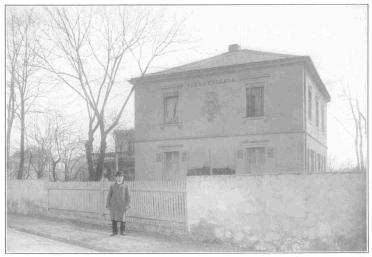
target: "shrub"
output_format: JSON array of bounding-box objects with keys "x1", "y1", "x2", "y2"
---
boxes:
[
  {"x1": 187, "y1": 166, "x2": 210, "y2": 176},
  {"x1": 212, "y1": 167, "x2": 235, "y2": 175}
]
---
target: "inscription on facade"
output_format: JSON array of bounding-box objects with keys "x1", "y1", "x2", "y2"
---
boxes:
[{"x1": 186, "y1": 77, "x2": 236, "y2": 88}]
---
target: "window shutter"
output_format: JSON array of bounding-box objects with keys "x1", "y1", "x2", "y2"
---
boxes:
[
  {"x1": 155, "y1": 152, "x2": 163, "y2": 180},
  {"x1": 236, "y1": 146, "x2": 245, "y2": 175},
  {"x1": 180, "y1": 151, "x2": 188, "y2": 180},
  {"x1": 246, "y1": 88, "x2": 250, "y2": 117}
]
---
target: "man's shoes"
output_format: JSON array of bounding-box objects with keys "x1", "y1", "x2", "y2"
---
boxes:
[
  {"x1": 120, "y1": 232, "x2": 127, "y2": 236},
  {"x1": 110, "y1": 233, "x2": 118, "y2": 236}
]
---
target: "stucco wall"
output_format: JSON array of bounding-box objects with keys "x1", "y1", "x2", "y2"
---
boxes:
[
  {"x1": 135, "y1": 63, "x2": 304, "y2": 142},
  {"x1": 306, "y1": 135, "x2": 327, "y2": 172},
  {"x1": 7, "y1": 179, "x2": 48, "y2": 215},
  {"x1": 135, "y1": 133, "x2": 305, "y2": 181},
  {"x1": 187, "y1": 172, "x2": 366, "y2": 252},
  {"x1": 305, "y1": 71, "x2": 328, "y2": 147}
]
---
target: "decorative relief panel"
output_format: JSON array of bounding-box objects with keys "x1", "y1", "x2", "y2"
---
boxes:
[{"x1": 202, "y1": 91, "x2": 221, "y2": 122}]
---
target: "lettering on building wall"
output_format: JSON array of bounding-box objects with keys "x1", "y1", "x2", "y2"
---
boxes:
[{"x1": 186, "y1": 77, "x2": 236, "y2": 88}]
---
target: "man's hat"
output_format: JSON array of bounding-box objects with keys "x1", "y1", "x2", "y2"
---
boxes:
[{"x1": 115, "y1": 171, "x2": 124, "y2": 177}]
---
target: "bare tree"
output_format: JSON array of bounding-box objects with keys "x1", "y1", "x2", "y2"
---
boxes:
[
  {"x1": 36, "y1": 6, "x2": 188, "y2": 180},
  {"x1": 60, "y1": 128, "x2": 86, "y2": 181},
  {"x1": 337, "y1": 82, "x2": 367, "y2": 172},
  {"x1": 6, "y1": 7, "x2": 51, "y2": 179},
  {"x1": 6, "y1": 10, "x2": 21, "y2": 171},
  {"x1": 29, "y1": 113, "x2": 63, "y2": 181},
  {"x1": 327, "y1": 154, "x2": 337, "y2": 173},
  {"x1": 30, "y1": 111, "x2": 87, "y2": 181}
]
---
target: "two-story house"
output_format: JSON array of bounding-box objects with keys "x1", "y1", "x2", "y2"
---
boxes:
[{"x1": 130, "y1": 44, "x2": 331, "y2": 181}]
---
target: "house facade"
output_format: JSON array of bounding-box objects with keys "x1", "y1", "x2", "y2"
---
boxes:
[{"x1": 130, "y1": 44, "x2": 331, "y2": 181}]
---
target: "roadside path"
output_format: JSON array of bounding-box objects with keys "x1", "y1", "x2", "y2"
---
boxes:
[
  {"x1": 7, "y1": 228, "x2": 97, "y2": 253},
  {"x1": 7, "y1": 214, "x2": 246, "y2": 253}
]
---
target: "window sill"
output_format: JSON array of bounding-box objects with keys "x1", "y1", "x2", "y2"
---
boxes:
[
  {"x1": 160, "y1": 123, "x2": 182, "y2": 130},
  {"x1": 242, "y1": 116, "x2": 267, "y2": 124},
  {"x1": 243, "y1": 116, "x2": 267, "y2": 120}
]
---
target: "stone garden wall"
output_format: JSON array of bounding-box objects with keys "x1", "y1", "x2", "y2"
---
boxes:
[
  {"x1": 7, "y1": 179, "x2": 48, "y2": 215},
  {"x1": 187, "y1": 172, "x2": 367, "y2": 252}
]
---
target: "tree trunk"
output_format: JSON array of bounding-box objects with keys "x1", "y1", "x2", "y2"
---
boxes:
[
  {"x1": 85, "y1": 130, "x2": 95, "y2": 180},
  {"x1": 17, "y1": 101, "x2": 25, "y2": 180},
  {"x1": 6, "y1": 82, "x2": 15, "y2": 173},
  {"x1": 354, "y1": 134, "x2": 360, "y2": 171},
  {"x1": 95, "y1": 130, "x2": 107, "y2": 181},
  {"x1": 51, "y1": 158, "x2": 60, "y2": 182},
  {"x1": 64, "y1": 161, "x2": 69, "y2": 181},
  {"x1": 348, "y1": 96, "x2": 360, "y2": 171},
  {"x1": 356, "y1": 100, "x2": 365, "y2": 171}
]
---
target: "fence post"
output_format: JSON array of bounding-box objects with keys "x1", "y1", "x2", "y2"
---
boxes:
[{"x1": 100, "y1": 178, "x2": 106, "y2": 224}]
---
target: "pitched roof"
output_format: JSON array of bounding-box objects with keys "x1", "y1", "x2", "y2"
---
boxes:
[
  {"x1": 130, "y1": 46, "x2": 330, "y2": 102},
  {"x1": 147, "y1": 48, "x2": 300, "y2": 77}
]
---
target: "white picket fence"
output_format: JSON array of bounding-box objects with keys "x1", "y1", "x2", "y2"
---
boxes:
[{"x1": 47, "y1": 179, "x2": 187, "y2": 224}]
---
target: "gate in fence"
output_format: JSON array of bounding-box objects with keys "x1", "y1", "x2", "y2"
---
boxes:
[{"x1": 47, "y1": 179, "x2": 188, "y2": 235}]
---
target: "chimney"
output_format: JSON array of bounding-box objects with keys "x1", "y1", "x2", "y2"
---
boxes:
[{"x1": 228, "y1": 44, "x2": 240, "y2": 52}]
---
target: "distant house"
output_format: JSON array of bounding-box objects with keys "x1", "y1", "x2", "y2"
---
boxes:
[
  {"x1": 111, "y1": 129, "x2": 135, "y2": 181},
  {"x1": 130, "y1": 44, "x2": 330, "y2": 181},
  {"x1": 57, "y1": 129, "x2": 135, "y2": 182}
]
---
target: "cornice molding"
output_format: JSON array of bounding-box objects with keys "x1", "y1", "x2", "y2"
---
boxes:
[{"x1": 130, "y1": 57, "x2": 307, "y2": 85}]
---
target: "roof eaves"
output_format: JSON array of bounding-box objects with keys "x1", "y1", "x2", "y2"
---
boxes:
[
  {"x1": 130, "y1": 56, "x2": 306, "y2": 85},
  {"x1": 303, "y1": 56, "x2": 331, "y2": 102}
]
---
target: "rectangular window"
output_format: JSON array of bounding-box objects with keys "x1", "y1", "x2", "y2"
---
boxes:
[
  {"x1": 318, "y1": 153, "x2": 321, "y2": 172},
  {"x1": 164, "y1": 92, "x2": 179, "y2": 124},
  {"x1": 321, "y1": 105, "x2": 325, "y2": 133},
  {"x1": 246, "y1": 84, "x2": 264, "y2": 117},
  {"x1": 307, "y1": 148, "x2": 311, "y2": 172},
  {"x1": 316, "y1": 97, "x2": 319, "y2": 128},
  {"x1": 163, "y1": 151, "x2": 180, "y2": 181},
  {"x1": 305, "y1": 148, "x2": 308, "y2": 172},
  {"x1": 319, "y1": 155, "x2": 322, "y2": 173},
  {"x1": 246, "y1": 147, "x2": 265, "y2": 174},
  {"x1": 308, "y1": 87, "x2": 312, "y2": 122},
  {"x1": 324, "y1": 155, "x2": 327, "y2": 172},
  {"x1": 311, "y1": 150, "x2": 314, "y2": 173}
]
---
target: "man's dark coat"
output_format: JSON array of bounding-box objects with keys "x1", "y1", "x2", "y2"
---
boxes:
[{"x1": 106, "y1": 182, "x2": 131, "y2": 221}]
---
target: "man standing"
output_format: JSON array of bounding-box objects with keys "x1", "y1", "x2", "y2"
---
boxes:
[{"x1": 106, "y1": 171, "x2": 131, "y2": 236}]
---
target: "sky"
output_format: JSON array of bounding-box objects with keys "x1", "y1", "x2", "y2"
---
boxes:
[
  {"x1": 132, "y1": 5, "x2": 367, "y2": 168},
  {"x1": 179, "y1": 5, "x2": 368, "y2": 168},
  {"x1": 4, "y1": 4, "x2": 368, "y2": 169}
]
